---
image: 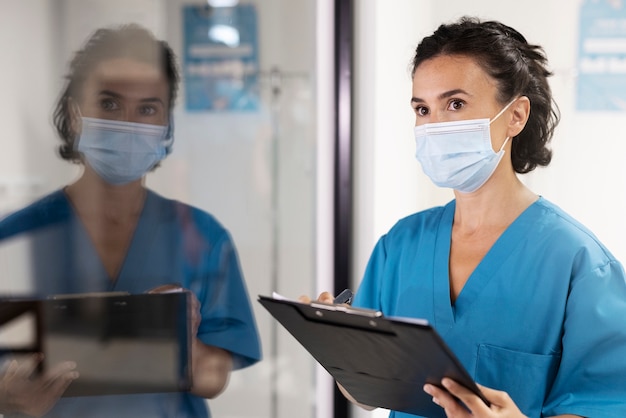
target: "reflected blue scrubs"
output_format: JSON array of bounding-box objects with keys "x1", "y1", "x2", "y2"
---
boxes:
[
  {"x1": 0, "y1": 189, "x2": 262, "y2": 418},
  {"x1": 354, "y1": 197, "x2": 626, "y2": 418}
]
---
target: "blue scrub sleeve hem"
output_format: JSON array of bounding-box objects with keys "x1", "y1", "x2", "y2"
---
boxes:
[
  {"x1": 230, "y1": 353, "x2": 261, "y2": 370},
  {"x1": 197, "y1": 331, "x2": 262, "y2": 370}
]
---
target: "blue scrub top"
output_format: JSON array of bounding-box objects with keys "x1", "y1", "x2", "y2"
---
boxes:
[
  {"x1": 353, "y1": 197, "x2": 626, "y2": 418},
  {"x1": 0, "y1": 189, "x2": 262, "y2": 418}
]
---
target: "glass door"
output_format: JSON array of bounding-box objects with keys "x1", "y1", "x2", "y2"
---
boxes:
[{"x1": 0, "y1": 1, "x2": 323, "y2": 417}]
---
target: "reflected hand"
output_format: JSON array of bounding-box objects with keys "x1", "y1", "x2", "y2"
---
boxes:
[
  {"x1": 148, "y1": 284, "x2": 200, "y2": 336},
  {"x1": 298, "y1": 291, "x2": 334, "y2": 304},
  {"x1": 147, "y1": 285, "x2": 232, "y2": 398},
  {"x1": 424, "y1": 378, "x2": 527, "y2": 418},
  {"x1": 0, "y1": 354, "x2": 78, "y2": 417}
]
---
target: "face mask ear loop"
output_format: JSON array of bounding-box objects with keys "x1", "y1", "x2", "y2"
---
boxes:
[
  {"x1": 498, "y1": 136, "x2": 511, "y2": 153},
  {"x1": 489, "y1": 97, "x2": 518, "y2": 125},
  {"x1": 489, "y1": 98, "x2": 516, "y2": 154}
]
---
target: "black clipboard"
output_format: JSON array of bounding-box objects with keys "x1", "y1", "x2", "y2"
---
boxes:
[
  {"x1": 0, "y1": 292, "x2": 191, "y2": 397},
  {"x1": 258, "y1": 295, "x2": 488, "y2": 418}
]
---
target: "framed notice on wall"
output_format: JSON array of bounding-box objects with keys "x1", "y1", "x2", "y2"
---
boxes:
[
  {"x1": 183, "y1": 4, "x2": 260, "y2": 112},
  {"x1": 577, "y1": 0, "x2": 626, "y2": 111}
]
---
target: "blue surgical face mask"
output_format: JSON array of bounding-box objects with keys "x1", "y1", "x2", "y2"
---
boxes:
[
  {"x1": 413, "y1": 100, "x2": 515, "y2": 193},
  {"x1": 76, "y1": 117, "x2": 172, "y2": 185}
]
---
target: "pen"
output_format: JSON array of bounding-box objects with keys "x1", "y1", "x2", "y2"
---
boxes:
[{"x1": 333, "y1": 289, "x2": 354, "y2": 305}]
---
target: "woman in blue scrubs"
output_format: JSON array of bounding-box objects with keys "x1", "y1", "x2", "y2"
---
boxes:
[
  {"x1": 305, "y1": 17, "x2": 626, "y2": 418},
  {"x1": 0, "y1": 25, "x2": 261, "y2": 417}
]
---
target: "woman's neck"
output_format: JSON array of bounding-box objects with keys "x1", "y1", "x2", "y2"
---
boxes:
[
  {"x1": 452, "y1": 172, "x2": 538, "y2": 234},
  {"x1": 64, "y1": 168, "x2": 147, "y2": 223}
]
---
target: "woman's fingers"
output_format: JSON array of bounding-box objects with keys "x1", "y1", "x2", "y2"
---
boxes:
[
  {"x1": 147, "y1": 284, "x2": 183, "y2": 293},
  {"x1": 2, "y1": 359, "x2": 20, "y2": 379},
  {"x1": 43, "y1": 361, "x2": 78, "y2": 383},
  {"x1": 423, "y1": 382, "x2": 471, "y2": 417},
  {"x1": 12, "y1": 354, "x2": 43, "y2": 379},
  {"x1": 317, "y1": 292, "x2": 334, "y2": 303},
  {"x1": 43, "y1": 365, "x2": 79, "y2": 397},
  {"x1": 298, "y1": 291, "x2": 335, "y2": 304},
  {"x1": 0, "y1": 357, "x2": 78, "y2": 417},
  {"x1": 425, "y1": 379, "x2": 526, "y2": 418},
  {"x1": 440, "y1": 378, "x2": 491, "y2": 414},
  {"x1": 474, "y1": 383, "x2": 511, "y2": 406}
]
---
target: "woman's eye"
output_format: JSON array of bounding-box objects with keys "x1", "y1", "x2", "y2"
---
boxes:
[
  {"x1": 139, "y1": 105, "x2": 158, "y2": 116},
  {"x1": 448, "y1": 99, "x2": 465, "y2": 111},
  {"x1": 100, "y1": 99, "x2": 119, "y2": 111},
  {"x1": 414, "y1": 105, "x2": 429, "y2": 116}
]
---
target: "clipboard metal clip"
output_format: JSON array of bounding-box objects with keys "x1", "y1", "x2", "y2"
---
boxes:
[{"x1": 309, "y1": 302, "x2": 383, "y2": 318}]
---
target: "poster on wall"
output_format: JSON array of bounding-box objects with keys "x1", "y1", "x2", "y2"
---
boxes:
[
  {"x1": 183, "y1": 4, "x2": 259, "y2": 112},
  {"x1": 577, "y1": 0, "x2": 626, "y2": 111}
]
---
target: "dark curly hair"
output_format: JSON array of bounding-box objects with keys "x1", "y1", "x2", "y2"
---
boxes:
[
  {"x1": 411, "y1": 16, "x2": 559, "y2": 173},
  {"x1": 53, "y1": 23, "x2": 180, "y2": 162}
]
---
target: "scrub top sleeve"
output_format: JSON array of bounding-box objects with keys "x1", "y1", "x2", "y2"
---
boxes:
[
  {"x1": 543, "y1": 260, "x2": 626, "y2": 418},
  {"x1": 352, "y1": 235, "x2": 388, "y2": 311},
  {"x1": 196, "y1": 231, "x2": 262, "y2": 370}
]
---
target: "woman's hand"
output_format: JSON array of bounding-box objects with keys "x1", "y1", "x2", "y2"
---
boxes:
[
  {"x1": 300, "y1": 291, "x2": 378, "y2": 411},
  {"x1": 0, "y1": 354, "x2": 78, "y2": 417},
  {"x1": 298, "y1": 291, "x2": 334, "y2": 304},
  {"x1": 424, "y1": 378, "x2": 526, "y2": 418},
  {"x1": 147, "y1": 284, "x2": 200, "y2": 335},
  {"x1": 148, "y1": 284, "x2": 232, "y2": 399}
]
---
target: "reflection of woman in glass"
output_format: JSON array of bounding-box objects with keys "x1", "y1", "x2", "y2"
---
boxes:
[{"x1": 0, "y1": 24, "x2": 261, "y2": 417}]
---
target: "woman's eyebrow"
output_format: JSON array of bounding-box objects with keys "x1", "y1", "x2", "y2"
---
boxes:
[
  {"x1": 98, "y1": 89, "x2": 122, "y2": 98},
  {"x1": 98, "y1": 90, "x2": 164, "y2": 105},
  {"x1": 139, "y1": 97, "x2": 165, "y2": 105},
  {"x1": 411, "y1": 88, "x2": 472, "y2": 104}
]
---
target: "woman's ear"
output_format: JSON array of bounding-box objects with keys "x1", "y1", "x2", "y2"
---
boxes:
[
  {"x1": 68, "y1": 97, "x2": 82, "y2": 137},
  {"x1": 507, "y1": 96, "x2": 531, "y2": 138}
]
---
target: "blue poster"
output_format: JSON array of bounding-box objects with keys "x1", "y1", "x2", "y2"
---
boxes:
[
  {"x1": 183, "y1": 5, "x2": 260, "y2": 112},
  {"x1": 577, "y1": 0, "x2": 626, "y2": 111}
]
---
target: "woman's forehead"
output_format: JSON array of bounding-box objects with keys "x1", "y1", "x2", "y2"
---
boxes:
[
  {"x1": 90, "y1": 58, "x2": 164, "y2": 85},
  {"x1": 83, "y1": 58, "x2": 169, "y2": 100},
  {"x1": 412, "y1": 54, "x2": 497, "y2": 100}
]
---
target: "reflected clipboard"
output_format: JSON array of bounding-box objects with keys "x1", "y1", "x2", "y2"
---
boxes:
[
  {"x1": 258, "y1": 294, "x2": 488, "y2": 418},
  {"x1": 0, "y1": 292, "x2": 191, "y2": 397}
]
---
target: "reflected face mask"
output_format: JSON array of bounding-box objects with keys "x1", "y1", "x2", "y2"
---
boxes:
[
  {"x1": 76, "y1": 117, "x2": 172, "y2": 185},
  {"x1": 413, "y1": 101, "x2": 514, "y2": 193}
]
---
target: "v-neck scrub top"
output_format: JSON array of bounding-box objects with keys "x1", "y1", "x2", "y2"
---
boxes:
[
  {"x1": 353, "y1": 197, "x2": 626, "y2": 418},
  {"x1": 0, "y1": 189, "x2": 261, "y2": 418}
]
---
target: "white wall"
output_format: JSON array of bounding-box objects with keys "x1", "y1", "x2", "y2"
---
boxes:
[
  {"x1": 314, "y1": 1, "x2": 336, "y2": 417},
  {"x1": 352, "y1": 1, "x2": 626, "y2": 416},
  {"x1": 0, "y1": 0, "x2": 77, "y2": 216}
]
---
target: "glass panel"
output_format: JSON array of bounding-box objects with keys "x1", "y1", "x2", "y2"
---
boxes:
[{"x1": 0, "y1": 1, "x2": 318, "y2": 417}]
